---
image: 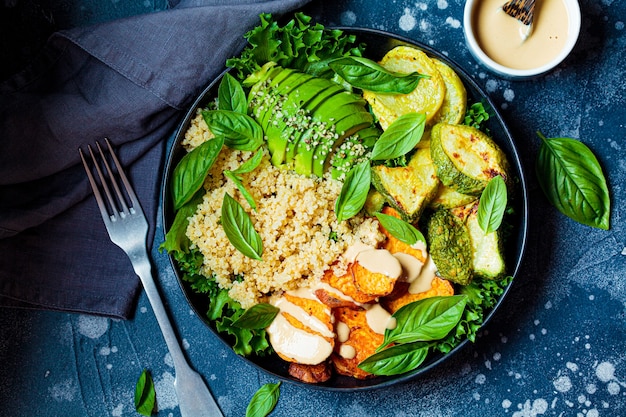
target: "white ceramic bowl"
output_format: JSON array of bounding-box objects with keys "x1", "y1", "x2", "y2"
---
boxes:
[{"x1": 463, "y1": 0, "x2": 581, "y2": 79}]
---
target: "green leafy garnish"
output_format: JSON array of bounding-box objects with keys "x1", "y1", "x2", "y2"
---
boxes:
[
  {"x1": 536, "y1": 131, "x2": 610, "y2": 230},
  {"x1": 358, "y1": 341, "x2": 430, "y2": 376},
  {"x1": 335, "y1": 160, "x2": 371, "y2": 222},
  {"x1": 134, "y1": 369, "x2": 156, "y2": 416},
  {"x1": 221, "y1": 193, "x2": 263, "y2": 260},
  {"x1": 171, "y1": 136, "x2": 224, "y2": 209},
  {"x1": 379, "y1": 295, "x2": 467, "y2": 348},
  {"x1": 329, "y1": 56, "x2": 427, "y2": 94},
  {"x1": 463, "y1": 101, "x2": 490, "y2": 131},
  {"x1": 246, "y1": 382, "x2": 281, "y2": 417},
  {"x1": 218, "y1": 72, "x2": 248, "y2": 113},
  {"x1": 224, "y1": 171, "x2": 257, "y2": 211},
  {"x1": 202, "y1": 110, "x2": 264, "y2": 151},
  {"x1": 231, "y1": 149, "x2": 264, "y2": 174},
  {"x1": 477, "y1": 175, "x2": 508, "y2": 233},
  {"x1": 232, "y1": 303, "x2": 279, "y2": 329},
  {"x1": 160, "y1": 192, "x2": 204, "y2": 254},
  {"x1": 374, "y1": 212, "x2": 425, "y2": 246},
  {"x1": 370, "y1": 113, "x2": 426, "y2": 160}
]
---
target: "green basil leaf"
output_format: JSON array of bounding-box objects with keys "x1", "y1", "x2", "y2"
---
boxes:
[
  {"x1": 232, "y1": 303, "x2": 280, "y2": 329},
  {"x1": 160, "y1": 191, "x2": 204, "y2": 254},
  {"x1": 380, "y1": 295, "x2": 467, "y2": 349},
  {"x1": 202, "y1": 110, "x2": 264, "y2": 151},
  {"x1": 171, "y1": 136, "x2": 224, "y2": 210},
  {"x1": 246, "y1": 382, "x2": 281, "y2": 417},
  {"x1": 536, "y1": 131, "x2": 610, "y2": 230},
  {"x1": 231, "y1": 149, "x2": 264, "y2": 174},
  {"x1": 218, "y1": 72, "x2": 248, "y2": 114},
  {"x1": 225, "y1": 171, "x2": 257, "y2": 211},
  {"x1": 221, "y1": 193, "x2": 263, "y2": 260},
  {"x1": 374, "y1": 212, "x2": 426, "y2": 247},
  {"x1": 134, "y1": 369, "x2": 156, "y2": 416},
  {"x1": 370, "y1": 113, "x2": 426, "y2": 160},
  {"x1": 358, "y1": 341, "x2": 430, "y2": 376},
  {"x1": 335, "y1": 160, "x2": 371, "y2": 223},
  {"x1": 329, "y1": 56, "x2": 427, "y2": 94},
  {"x1": 477, "y1": 175, "x2": 508, "y2": 233}
]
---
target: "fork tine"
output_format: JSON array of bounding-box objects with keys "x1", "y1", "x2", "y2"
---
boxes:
[
  {"x1": 79, "y1": 146, "x2": 112, "y2": 222},
  {"x1": 102, "y1": 138, "x2": 142, "y2": 214},
  {"x1": 95, "y1": 140, "x2": 132, "y2": 216}
]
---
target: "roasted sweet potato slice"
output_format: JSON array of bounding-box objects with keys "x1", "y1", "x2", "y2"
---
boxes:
[
  {"x1": 350, "y1": 261, "x2": 397, "y2": 297},
  {"x1": 381, "y1": 276, "x2": 454, "y2": 314},
  {"x1": 321, "y1": 268, "x2": 379, "y2": 304},
  {"x1": 331, "y1": 307, "x2": 385, "y2": 379},
  {"x1": 284, "y1": 292, "x2": 333, "y2": 334},
  {"x1": 288, "y1": 362, "x2": 333, "y2": 384}
]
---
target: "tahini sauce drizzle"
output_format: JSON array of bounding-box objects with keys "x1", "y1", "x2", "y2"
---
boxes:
[{"x1": 473, "y1": 0, "x2": 570, "y2": 69}]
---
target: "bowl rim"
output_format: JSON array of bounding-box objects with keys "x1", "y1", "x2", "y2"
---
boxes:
[
  {"x1": 462, "y1": 0, "x2": 582, "y2": 78},
  {"x1": 160, "y1": 26, "x2": 529, "y2": 391}
]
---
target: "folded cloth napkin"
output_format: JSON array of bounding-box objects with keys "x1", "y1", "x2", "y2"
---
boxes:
[{"x1": 0, "y1": 0, "x2": 311, "y2": 318}]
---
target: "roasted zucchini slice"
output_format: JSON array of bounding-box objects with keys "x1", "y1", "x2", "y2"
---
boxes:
[
  {"x1": 465, "y1": 203, "x2": 507, "y2": 280},
  {"x1": 425, "y1": 208, "x2": 473, "y2": 285},
  {"x1": 371, "y1": 147, "x2": 440, "y2": 222},
  {"x1": 430, "y1": 123, "x2": 510, "y2": 196},
  {"x1": 363, "y1": 46, "x2": 446, "y2": 129},
  {"x1": 428, "y1": 183, "x2": 478, "y2": 210},
  {"x1": 431, "y1": 58, "x2": 467, "y2": 125}
]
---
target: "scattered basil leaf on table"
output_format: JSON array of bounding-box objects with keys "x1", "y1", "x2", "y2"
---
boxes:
[
  {"x1": 134, "y1": 369, "x2": 156, "y2": 416},
  {"x1": 171, "y1": 136, "x2": 224, "y2": 210},
  {"x1": 218, "y1": 72, "x2": 248, "y2": 114},
  {"x1": 358, "y1": 341, "x2": 431, "y2": 376},
  {"x1": 246, "y1": 382, "x2": 281, "y2": 417},
  {"x1": 379, "y1": 295, "x2": 468, "y2": 349},
  {"x1": 374, "y1": 212, "x2": 426, "y2": 247},
  {"x1": 477, "y1": 175, "x2": 508, "y2": 233},
  {"x1": 329, "y1": 56, "x2": 427, "y2": 94},
  {"x1": 535, "y1": 131, "x2": 611, "y2": 230},
  {"x1": 225, "y1": 170, "x2": 257, "y2": 211},
  {"x1": 202, "y1": 110, "x2": 264, "y2": 151},
  {"x1": 370, "y1": 113, "x2": 426, "y2": 160},
  {"x1": 335, "y1": 160, "x2": 371, "y2": 223},
  {"x1": 221, "y1": 192, "x2": 263, "y2": 260},
  {"x1": 232, "y1": 303, "x2": 280, "y2": 329}
]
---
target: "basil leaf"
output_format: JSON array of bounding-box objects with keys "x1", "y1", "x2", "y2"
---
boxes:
[
  {"x1": 202, "y1": 110, "x2": 264, "y2": 151},
  {"x1": 380, "y1": 295, "x2": 467, "y2": 348},
  {"x1": 134, "y1": 369, "x2": 156, "y2": 416},
  {"x1": 335, "y1": 160, "x2": 371, "y2": 222},
  {"x1": 221, "y1": 192, "x2": 263, "y2": 260},
  {"x1": 161, "y1": 191, "x2": 204, "y2": 254},
  {"x1": 370, "y1": 113, "x2": 426, "y2": 160},
  {"x1": 171, "y1": 136, "x2": 224, "y2": 209},
  {"x1": 231, "y1": 149, "x2": 264, "y2": 174},
  {"x1": 218, "y1": 72, "x2": 248, "y2": 114},
  {"x1": 225, "y1": 170, "x2": 257, "y2": 211},
  {"x1": 329, "y1": 56, "x2": 427, "y2": 94},
  {"x1": 536, "y1": 131, "x2": 610, "y2": 230},
  {"x1": 358, "y1": 341, "x2": 430, "y2": 376},
  {"x1": 374, "y1": 212, "x2": 426, "y2": 247},
  {"x1": 246, "y1": 382, "x2": 281, "y2": 417},
  {"x1": 232, "y1": 303, "x2": 279, "y2": 329},
  {"x1": 477, "y1": 175, "x2": 508, "y2": 233}
]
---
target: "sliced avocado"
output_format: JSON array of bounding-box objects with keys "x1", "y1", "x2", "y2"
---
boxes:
[{"x1": 329, "y1": 126, "x2": 380, "y2": 180}]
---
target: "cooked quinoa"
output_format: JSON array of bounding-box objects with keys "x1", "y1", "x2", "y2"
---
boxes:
[{"x1": 184, "y1": 112, "x2": 384, "y2": 308}]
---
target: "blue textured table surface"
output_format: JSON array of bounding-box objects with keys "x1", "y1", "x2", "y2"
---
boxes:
[{"x1": 1, "y1": 1, "x2": 625, "y2": 416}]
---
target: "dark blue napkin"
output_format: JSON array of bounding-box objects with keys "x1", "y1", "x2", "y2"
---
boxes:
[{"x1": 0, "y1": 0, "x2": 311, "y2": 318}]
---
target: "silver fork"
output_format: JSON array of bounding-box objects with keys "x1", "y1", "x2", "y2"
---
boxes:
[{"x1": 80, "y1": 139, "x2": 224, "y2": 417}]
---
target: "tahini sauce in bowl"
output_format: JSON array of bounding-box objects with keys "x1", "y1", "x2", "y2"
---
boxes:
[{"x1": 463, "y1": 0, "x2": 581, "y2": 79}]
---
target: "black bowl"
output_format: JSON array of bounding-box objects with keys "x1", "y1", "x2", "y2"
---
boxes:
[{"x1": 161, "y1": 27, "x2": 529, "y2": 391}]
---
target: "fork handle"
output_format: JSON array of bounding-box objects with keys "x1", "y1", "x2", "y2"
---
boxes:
[{"x1": 130, "y1": 248, "x2": 224, "y2": 417}]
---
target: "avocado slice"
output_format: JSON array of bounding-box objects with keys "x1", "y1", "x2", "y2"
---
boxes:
[{"x1": 330, "y1": 126, "x2": 380, "y2": 180}]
